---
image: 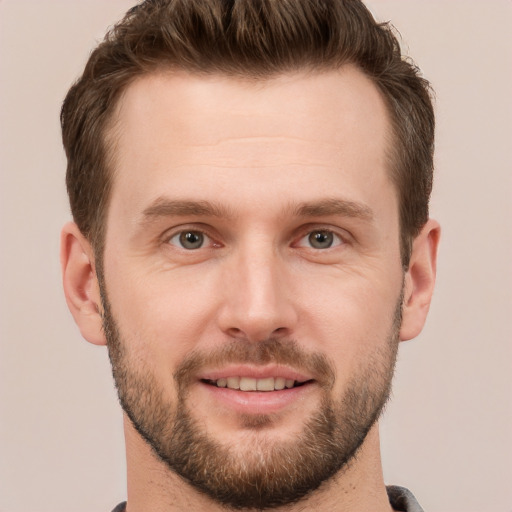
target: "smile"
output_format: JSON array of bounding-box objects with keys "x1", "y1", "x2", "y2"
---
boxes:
[{"x1": 203, "y1": 376, "x2": 309, "y2": 391}]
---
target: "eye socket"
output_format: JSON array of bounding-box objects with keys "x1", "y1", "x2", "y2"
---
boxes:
[
  {"x1": 298, "y1": 229, "x2": 344, "y2": 250},
  {"x1": 169, "y1": 230, "x2": 208, "y2": 250}
]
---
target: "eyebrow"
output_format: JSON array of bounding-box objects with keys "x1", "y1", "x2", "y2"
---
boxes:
[
  {"x1": 292, "y1": 198, "x2": 374, "y2": 221},
  {"x1": 139, "y1": 196, "x2": 373, "y2": 225},
  {"x1": 141, "y1": 198, "x2": 235, "y2": 223}
]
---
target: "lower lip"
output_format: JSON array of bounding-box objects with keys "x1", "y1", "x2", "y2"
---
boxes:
[{"x1": 199, "y1": 381, "x2": 316, "y2": 415}]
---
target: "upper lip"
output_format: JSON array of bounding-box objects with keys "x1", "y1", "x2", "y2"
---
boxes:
[{"x1": 197, "y1": 364, "x2": 313, "y2": 383}]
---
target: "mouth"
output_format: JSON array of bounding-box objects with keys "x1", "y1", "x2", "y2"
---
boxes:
[
  {"x1": 195, "y1": 365, "x2": 318, "y2": 415},
  {"x1": 201, "y1": 376, "x2": 312, "y2": 392}
]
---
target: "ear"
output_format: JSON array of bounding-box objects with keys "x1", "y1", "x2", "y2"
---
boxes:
[
  {"x1": 60, "y1": 222, "x2": 107, "y2": 346},
  {"x1": 400, "y1": 219, "x2": 441, "y2": 341}
]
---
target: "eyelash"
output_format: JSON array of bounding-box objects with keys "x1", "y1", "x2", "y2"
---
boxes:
[
  {"x1": 163, "y1": 225, "x2": 348, "y2": 252},
  {"x1": 295, "y1": 228, "x2": 345, "y2": 250},
  {"x1": 165, "y1": 227, "x2": 218, "y2": 250}
]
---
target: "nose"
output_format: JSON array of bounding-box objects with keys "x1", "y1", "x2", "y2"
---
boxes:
[{"x1": 217, "y1": 242, "x2": 298, "y2": 342}]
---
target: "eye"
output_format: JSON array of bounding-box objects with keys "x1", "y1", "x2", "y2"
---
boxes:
[
  {"x1": 169, "y1": 230, "x2": 208, "y2": 250},
  {"x1": 298, "y1": 229, "x2": 343, "y2": 249}
]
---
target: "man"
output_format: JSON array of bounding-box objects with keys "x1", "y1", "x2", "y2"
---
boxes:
[{"x1": 60, "y1": 0, "x2": 440, "y2": 510}]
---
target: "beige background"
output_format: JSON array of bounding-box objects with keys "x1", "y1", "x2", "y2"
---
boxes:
[{"x1": 0, "y1": 1, "x2": 511, "y2": 511}]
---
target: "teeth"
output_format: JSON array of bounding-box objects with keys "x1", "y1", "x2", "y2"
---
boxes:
[
  {"x1": 214, "y1": 377, "x2": 299, "y2": 391},
  {"x1": 239, "y1": 377, "x2": 257, "y2": 391},
  {"x1": 216, "y1": 378, "x2": 227, "y2": 388},
  {"x1": 274, "y1": 377, "x2": 286, "y2": 390},
  {"x1": 256, "y1": 377, "x2": 275, "y2": 391},
  {"x1": 226, "y1": 377, "x2": 240, "y2": 390}
]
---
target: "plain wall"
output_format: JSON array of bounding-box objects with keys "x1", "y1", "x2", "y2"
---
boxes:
[{"x1": 0, "y1": 1, "x2": 511, "y2": 511}]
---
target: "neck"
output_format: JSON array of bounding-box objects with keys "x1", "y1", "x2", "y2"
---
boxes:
[{"x1": 123, "y1": 416, "x2": 393, "y2": 512}]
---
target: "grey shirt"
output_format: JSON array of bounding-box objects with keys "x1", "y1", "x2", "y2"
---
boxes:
[
  {"x1": 111, "y1": 485, "x2": 424, "y2": 511},
  {"x1": 387, "y1": 486, "x2": 424, "y2": 512}
]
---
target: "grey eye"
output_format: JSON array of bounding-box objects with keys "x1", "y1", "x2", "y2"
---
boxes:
[
  {"x1": 308, "y1": 230, "x2": 334, "y2": 249},
  {"x1": 171, "y1": 231, "x2": 205, "y2": 249}
]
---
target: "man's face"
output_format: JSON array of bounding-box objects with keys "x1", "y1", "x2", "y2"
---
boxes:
[{"x1": 100, "y1": 67, "x2": 405, "y2": 508}]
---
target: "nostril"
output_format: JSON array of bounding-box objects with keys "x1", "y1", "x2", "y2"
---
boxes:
[
  {"x1": 272, "y1": 327, "x2": 290, "y2": 337},
  {"x1": 226, "y1": 327, "x2": 244, "y2": 338}
]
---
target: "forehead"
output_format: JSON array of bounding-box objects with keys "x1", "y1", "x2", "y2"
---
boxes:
[
  {"x1": 112, "y1": 66, "x2": 390, "y2": 152},
  {"x1": 107, "y1": 66, "x2": 393, "y2": 218}
]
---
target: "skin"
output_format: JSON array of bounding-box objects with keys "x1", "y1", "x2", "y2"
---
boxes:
[{"x1": 61, "y1": 65, "x2": 440, "y2": 511}]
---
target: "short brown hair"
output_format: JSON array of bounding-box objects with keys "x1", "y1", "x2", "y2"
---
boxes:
[{"x1": 61, "y1": 0, "x2": 434, "y2": 267}]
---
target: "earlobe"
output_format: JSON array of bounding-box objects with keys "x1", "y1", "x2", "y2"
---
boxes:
[
  {"x1": 400, "y1": 219, "x2": 441, "y2": 341},
  {"x1": 60, "y1": 222, "x2": 107, "y2": 346}
]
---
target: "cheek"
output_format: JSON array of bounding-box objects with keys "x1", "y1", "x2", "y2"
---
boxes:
[
  {"x1": 104, "y1": 263, "x2": 222, "y2": 368},
  {"x1": 296, "y1": 271, "x2": 401, "y2": 381}
]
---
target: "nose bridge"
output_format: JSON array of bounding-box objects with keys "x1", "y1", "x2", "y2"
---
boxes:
[
  {"x1": 242, "y1": 240, "x2": 280, "y2": 312},
  {"x1": 219, "y1": 234, "x2": 296, "y2": 341}
]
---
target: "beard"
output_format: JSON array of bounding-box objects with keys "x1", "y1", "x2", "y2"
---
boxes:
[{"x1": 99, "y1": 277, "x2": 401, "y2": 510}]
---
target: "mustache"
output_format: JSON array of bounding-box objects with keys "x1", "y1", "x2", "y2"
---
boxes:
[{"x1": 173, "y1": 338, "x2": 336, "y2": 390}]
